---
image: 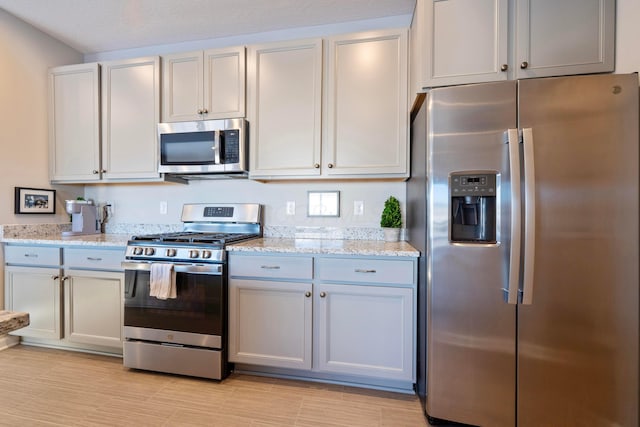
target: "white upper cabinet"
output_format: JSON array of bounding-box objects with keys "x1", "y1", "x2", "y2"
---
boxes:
[
  {"x1": 411, "y1": 0, "x2": 615, "y2": 91},
  {"x1": 161, "y1": 46, "x2": 245, "y2": 122},
  {"x1": 49, "y1": 63, "x2": 101, "y2": 182},
  {"x1": 49, "y1": 57, "x2": 165, "y2": 184},
  {"x1": 249, "y1": 29, "x2": 409, "y2": 181},
  {"x1": 514, "y1": 0, "x2": 615, "y2": 79},
  {"x1": 325, "y1": 29, "x2": 409, "y2": 178},
  {"x1": 248, "y1": 38, "x2": 323, "y2": 178},
  {"x1": 101, "y1": 56, "x2": 160, "y2": 181}
]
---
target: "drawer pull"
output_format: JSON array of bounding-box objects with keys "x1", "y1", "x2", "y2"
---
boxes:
[
  {"x1": 24, "y1": 253, "x2": 38, "y2": 258},
  {"x1": 86, "y1": 257, "x2": 103, "y2": 261},
  {"x1": 355, "y1": 269, "x2": 376, "y2": 273},
  {"x1": 260, "y1": 265, "x2": 281, "y2": 270}
]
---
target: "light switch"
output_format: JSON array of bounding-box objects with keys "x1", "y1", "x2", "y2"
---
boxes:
[
  {"x1": 354, "y1": 200, "x2": 364, "y2": 216},
  {"x1": 159, "y1": 201, "x2": 168, "y2": 215}
]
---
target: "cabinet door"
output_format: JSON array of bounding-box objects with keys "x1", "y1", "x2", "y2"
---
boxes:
[
  {"x1": 415, "y1": 0, "x2": 509, "y2": 89},
  {"x1": 203, "y1": 47, "x2": 246, "y2": 119},
  {"x1": 316, "y1": 283, "x2": 414, "y2": 381},
  {"x1": 101, "y1": 56, "x2": 160, "y2": 180},
  {"x1": 248, "y1": 39, "x2": 323, "y2": 178},
  {"x1": 228, "y1": 279, "x2": 312, "y2": 369},
  {"x1": 161, "y1": 51, "x2": 203, "y2": 122},
  {"x1": 49, "y1": 63, "x2": 101, "y2": 182},
  {"x1": 5, "y1": 266, "x2": 62, "y2": 339},
  {"x1": 325, "y1": 30, "x2": 409, "y2": 177},
  {"x1": 64, "y1": 270, "x2": 123, "y2": 349},
  {"x1": 515, "y1": 0, "x2": 614, "y2": 78}
]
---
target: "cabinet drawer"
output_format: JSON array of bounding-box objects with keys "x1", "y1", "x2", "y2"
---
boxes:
[
  {"x1": 4, "y1": 246, "x2": 61, "y2": 266},
  {"x1": 64, "y1": 248, "x2": 125, "y2": 271},
  {"x1": 229, "y1": 254, "x2": 313, "y2": 280},
  {"x1": 316, "y1": 258, "x2": 414, "y2": 285}
]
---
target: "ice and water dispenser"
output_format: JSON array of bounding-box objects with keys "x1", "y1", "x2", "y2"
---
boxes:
[{"x1": 450, "y1": 172, "x2": 497, "y2": 243}]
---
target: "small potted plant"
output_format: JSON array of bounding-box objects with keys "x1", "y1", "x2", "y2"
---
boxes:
[{"x1": 380, "y1": 196, "x2": 402, "y2": 242}]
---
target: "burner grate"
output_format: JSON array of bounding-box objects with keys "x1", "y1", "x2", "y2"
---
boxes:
[{"x1": 131, "y1": 232, "x2": 260, "y2": 246}]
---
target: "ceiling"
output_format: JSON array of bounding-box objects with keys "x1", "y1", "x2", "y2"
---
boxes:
[{"x1": 0, "y1": 0, "x2": 416, "y2": 54}]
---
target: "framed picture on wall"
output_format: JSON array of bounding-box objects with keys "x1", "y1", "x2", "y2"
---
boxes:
[{"x1": 14, "y1": 187, "x2": 56, "y2": 214}]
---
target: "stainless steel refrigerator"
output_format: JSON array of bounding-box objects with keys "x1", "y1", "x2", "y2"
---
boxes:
[{"x1": 407, "y1": 73, "x2": 639, "y2": 427}]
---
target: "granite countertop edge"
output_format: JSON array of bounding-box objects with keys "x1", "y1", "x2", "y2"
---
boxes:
[
  {"x1": 1, "y1": 234, "x2": 420, "y2": 257},
  {"x1": 227, "y1": 237, "x2": 420, "y2": 257},
  {"x1": 1, "y1": 234, "x2": 131, "y2": 248}
]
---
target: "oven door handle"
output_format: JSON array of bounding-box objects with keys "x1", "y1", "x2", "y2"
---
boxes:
[{"x1": 122, "y1": 261, "x2": 223, "y2": 275}]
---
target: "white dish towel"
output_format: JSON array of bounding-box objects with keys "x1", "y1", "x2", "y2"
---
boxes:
[{"x1": 149, "y1": 263, "x2": 177, "y2": 300}]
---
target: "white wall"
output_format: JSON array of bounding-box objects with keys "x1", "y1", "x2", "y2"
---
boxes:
[
  {"x1": 0, "y1": 9, "x2": 84, "y2": 225},
  {"x1": 615, "y1": 0, "x2": 640, "y2": 77},
  {"x1": 85, "y1": 179, "x2": 405, "y2": 228}
]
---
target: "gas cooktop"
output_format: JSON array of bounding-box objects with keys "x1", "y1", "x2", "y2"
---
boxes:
[{"x1": 124, "y1": 203, "x2": 262, "y2": 263}]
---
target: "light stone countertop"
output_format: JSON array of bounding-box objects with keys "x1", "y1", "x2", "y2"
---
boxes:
[
  {"x1": 227, "y1": 237, "x2": 420, "y2": 257},
  {"x1": 1, "y1": 233, "x2": 131, "y2": 248},
  {"x1": 0, "y1": 224, "x2": 420, "y2": 256}
]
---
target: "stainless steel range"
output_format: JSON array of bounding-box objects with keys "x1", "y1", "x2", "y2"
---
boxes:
[{"x1": 121, "y1": 203, "x2": 262, "y2": 380}]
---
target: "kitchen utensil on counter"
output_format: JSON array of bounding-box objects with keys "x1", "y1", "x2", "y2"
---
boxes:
[{"x1": 63, "y1": 199, "x2": 100, "y2": 236}]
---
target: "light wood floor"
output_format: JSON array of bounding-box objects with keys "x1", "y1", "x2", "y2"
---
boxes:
[{"x1": 0, "y1": 345, "x2": 429, "y2": 426}]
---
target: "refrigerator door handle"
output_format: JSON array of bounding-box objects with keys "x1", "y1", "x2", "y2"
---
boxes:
[
  {"x1": 521, "y1": 128, "x2": 536, "y2": 304},
  {"x1": 504, "y1": 128, "x2": 521, "y2": 304}
]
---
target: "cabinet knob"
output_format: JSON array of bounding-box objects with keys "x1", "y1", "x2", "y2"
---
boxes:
[
  {"x1": 202, "y1": 108, "x2": 208, "y2": 114},
  {"x1": 320, "y1": 291, "x2": 327, "y2": 298},
  {"x1": 327, "y1": 163, "x2": 334, "y2": 169},
  {"x1": 61, "y1": 276, "x2": 70, "y2": 282},
  {"x1": 305, "y1": 291, "x2": 311, "y2": 298},
  {"x1": 101, "y1": 169, "x2": 107, "y2": 173},
  {"x1": 93, "y1": 170, "x2": 99, "y2": 174},
  {"x1": 500, "y1": 64, "x2": 508, "y2": 72},
  {"x1": 197, "y1": 109, "x2": 203, "y2": 114},
  {"x1": 314, "y1": 163, "x2": 320, "y2": 169},
  {"x1": 51, "y1": 275, "x2": 59, "y2": 280},
  {"x1": 520, "y1": 61, "x2": 529, "y2": 69}
]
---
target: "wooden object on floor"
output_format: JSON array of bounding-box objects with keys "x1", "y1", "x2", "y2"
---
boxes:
[{"x1": 0, "y1": 311, "x2": 29, "y2": 335}]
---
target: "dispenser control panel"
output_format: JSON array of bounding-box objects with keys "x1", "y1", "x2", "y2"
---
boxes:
[
  {"x1": 450, "y1": 172, "x2": 497, "y2": 243},
  {"x1": 450, "y1": 173, "x2": 496, "y2": 197}
]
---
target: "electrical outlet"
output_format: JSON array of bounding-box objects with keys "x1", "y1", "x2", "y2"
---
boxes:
[
  {"x1": 159, "y1": 201, "x2": 168, "y2": 215},
  {"x1": 354, "y1": 200, "x2": 364, "y2": 216},
  {"x1": 286, "y1": 201, "x2": 295, "y2": 215}
]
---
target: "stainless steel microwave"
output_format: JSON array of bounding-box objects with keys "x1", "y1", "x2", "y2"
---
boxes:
[{"x1": 158, "y1": 119, "x2": 248, "y2": 176}]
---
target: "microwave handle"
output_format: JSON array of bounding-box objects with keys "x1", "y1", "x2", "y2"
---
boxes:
[{"x1": 213, "y1": 130, "x2": 221, "y2": 164}]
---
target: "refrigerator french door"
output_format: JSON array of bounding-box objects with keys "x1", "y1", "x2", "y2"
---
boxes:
[{"x1": 408, "y1": 73, "x2": 639, "y2": 426}]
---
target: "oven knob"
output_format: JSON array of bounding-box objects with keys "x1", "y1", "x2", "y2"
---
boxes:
[
  {"x1": 133, "y1": 247, "x2": 143, "y2": 256},
  {"x1": 144, "y1": 247, "x2": 155, "y2": 256},
  {"x1": 166, "y1": 248, "x2": 177, "y2": 257},
  {"x1": 189, "y1": 250, "x2": 200, "y2": 259},
  {"x1": 202, "y1": 250, "x2": 212, "y2": 259}
]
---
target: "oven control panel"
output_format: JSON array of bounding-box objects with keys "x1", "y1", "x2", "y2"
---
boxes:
[{"x1": 203, "y1": 206, "x2": 234, "y2": 217}]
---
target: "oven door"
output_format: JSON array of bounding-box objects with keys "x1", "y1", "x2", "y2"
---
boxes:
[{"x1": 122, "y1": 262, "x2": 226, "y2": 349}]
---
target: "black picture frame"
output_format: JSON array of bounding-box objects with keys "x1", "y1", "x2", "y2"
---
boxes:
[{"x1": 14, "y1": 187, "x2": 56, "y2": 214}]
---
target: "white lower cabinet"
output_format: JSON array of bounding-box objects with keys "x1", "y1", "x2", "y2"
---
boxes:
[
  {"x1": 64, "y1": 269, "x2": 123, "y2": 349},
  {"x1": 228, "y1": 252, "x2": 417, "y2": 390},
  {"x1": 228, "y1": 279, "x2": 312, "y2": 369},
  {"x1": 3, "y1": 244, "x2": 124, "y2": 353},
  {"x1": 5, "y1": 265, "x2": 62, "y2": 340},
  {"x1": 315, "y1": 283, "x2": 414, "y2": 381}
]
